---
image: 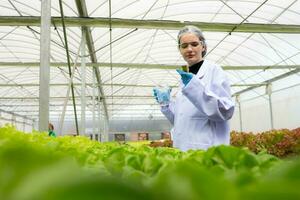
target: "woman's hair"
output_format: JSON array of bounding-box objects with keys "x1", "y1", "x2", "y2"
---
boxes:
[
  {"x1": 48, "y1": 123, "x2": 54, "y2": 130},
  {"x1": 177, "y1": 25, "x2": 207, "y2": 57}
]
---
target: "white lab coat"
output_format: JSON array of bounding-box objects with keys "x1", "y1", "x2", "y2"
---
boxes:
[{"x1": 161, "y1": 60, "x2": 234, "y2": 151}]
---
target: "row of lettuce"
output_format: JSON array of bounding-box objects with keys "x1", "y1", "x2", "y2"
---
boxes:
[
  {"x1": 231, "y1": 128, "x2": 300, "y2": 158},
  {"x1": 150, "y1": 128, "x2": 300, "y2": 158},
  {"x1": 0, "y1": 125, "x2": 299, "y2": 200}
]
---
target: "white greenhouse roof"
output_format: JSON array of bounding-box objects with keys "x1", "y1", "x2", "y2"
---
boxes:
[{"x1": 0, "y1": 0, "x2": 300, "y2": 126}]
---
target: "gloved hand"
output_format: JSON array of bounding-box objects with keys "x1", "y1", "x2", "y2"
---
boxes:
[
  {"x1": 153, "y1": 87, "x2": 171, "y2": 105},
  {"x1": 176, "y1": 69, "x2": 193, "y2": 86}
]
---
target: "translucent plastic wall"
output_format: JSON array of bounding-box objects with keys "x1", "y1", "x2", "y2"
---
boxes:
[{"x1": 231, "y1": 84, "x2": 300, "y2": 132}]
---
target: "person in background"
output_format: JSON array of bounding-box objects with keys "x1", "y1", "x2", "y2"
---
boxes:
[
  {"x1": 48, "y1": 123, "x2": 56, "y2": 138},
  {"x1": 153, "y1": 25, "x2": 234, "y2": 151}
]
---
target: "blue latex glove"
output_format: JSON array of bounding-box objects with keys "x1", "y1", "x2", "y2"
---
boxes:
[
  {"x1": 153, "y1": 88, "x2": 159, "y2": 102},
  {"x1": 153, "y1": 87, "x2": 171, "y2": 105},
  {"x1": 176, "y1": 69, "x2": 193, "y2": 86}
]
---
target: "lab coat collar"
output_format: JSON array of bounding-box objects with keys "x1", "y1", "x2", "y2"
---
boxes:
[{"x1": 195, "y1": 59, "x2": 210, "y2": 79}]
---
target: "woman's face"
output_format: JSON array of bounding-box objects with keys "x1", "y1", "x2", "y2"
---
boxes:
[{"x1": 179, "y1": 33, "x2": 205, "y2": 66}]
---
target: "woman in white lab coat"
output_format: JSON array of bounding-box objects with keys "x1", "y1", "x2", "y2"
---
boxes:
[{"x1": 154, "y1": 26, "x2": 235, "y2": 151}]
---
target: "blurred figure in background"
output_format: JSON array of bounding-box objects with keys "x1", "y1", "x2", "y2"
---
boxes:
[
  {"x1": 48, "y1": 123, "x2": 56, "y2": 138},
  {"x1": 153, "y1": 26, "x2": 234, "y2": 151}
]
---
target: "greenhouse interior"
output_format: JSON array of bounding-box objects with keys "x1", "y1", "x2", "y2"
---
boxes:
[{"x1": 0, "y1": 0, "x2": 300, "y2": 199}]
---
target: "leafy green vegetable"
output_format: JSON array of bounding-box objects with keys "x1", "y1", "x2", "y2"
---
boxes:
[{"x1": 0, "y1": 125, "x2": 299, "y2": 200}]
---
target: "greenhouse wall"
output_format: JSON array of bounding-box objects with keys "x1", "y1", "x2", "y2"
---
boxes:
[
  {"x1": 109, "y1": 119, "x2": 172, "y2": 133},
  {"x1": 50, "y1": 118, "x2": 172, "y2": 137},
  {"x1": 230, "y1": 85, "x2": 300, "y2": 132},
  {"x1": 3, "y1": 88, "x2": 299, "y2": 136},
  {"x1": 0, "y1": 110, "x2": 34, "y2": 133}
]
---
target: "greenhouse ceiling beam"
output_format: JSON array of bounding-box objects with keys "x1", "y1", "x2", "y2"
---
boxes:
[
  {"x1": 0, "y1": 83, "x2": 160, "y2": 87},
  {"x1": 233, "y1": 68, "x2": 300, "y2": 96},
  {"x1": 2, "y1": 109, "x2": 160, "y2": 114},
  {"x1": 0, "y1": 83, "x2": 265, "y2": 87},
  {"x1": 0, "y1": 97, "x2": 158, "y2": 106},
  {"x1": 2, "y1": 102, "x2": 159, "y2": 110},
  {"x1": 0, "y1": 95, "x2": 157, "y2": 100},
  {"x1": 74, "y1": 0, "x2": 109, "y2": 122},
  {"x1": 1, "y1": 16, "x2": 300, "y2": 33},
  {"x1": 0, "y1": 62, "x2": 299, "y2": 70},
  {"x1": 0, "y1": 105, "x2": 158, "y2": 111},
  {"x1": 25, "y1": 114, "x2": 164, "y2": 117},
  {"x1": 0, "y1": 105, "x2": 159, "y2": 111},
  {"x1": 11, "y1": 109, "x2": 161, "y2": 113},
  {"x1": 0, "y1": 98, "x2": 154, "y2": 104}
]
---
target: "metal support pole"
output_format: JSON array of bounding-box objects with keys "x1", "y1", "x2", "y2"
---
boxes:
[
  {"x1": 58, "y1": 0, "x2": 79, "y2": 135},
  {"x1": 32, "y1": 119, "x2": 36, "y2": 131},
  {"x1": 80, "y1": 30, "x2": 86, "y2": 135},
  {"x1": 23, "y1": 117, "x2": 26, "y2": 132},
  {"x1": 39, "y1": 0, "x2": 51, "y2": 132},
  {"x1": 266, "y1": 84, "x2": 274, "y2": 129},
  {"x1": 236, "y1": 95, "x2": 243, "y2": 132},
  {"x1": 103, "y1": 116, "x2": 109, "y2": 142},
  {"x1": 97, "y1": 100, "x2": 102, "y2": 141},
  {"x1": 11, "y1": 115, "x2": 15, "y2": 126},
  {"x1": 58, "y1": 43, "x2": 82, "y2": 136},
  {"x1": 92, "y1": 67, "x2": 96, "y2": 136}
]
